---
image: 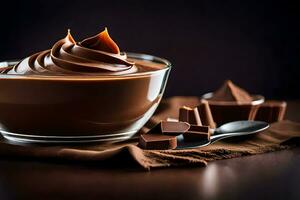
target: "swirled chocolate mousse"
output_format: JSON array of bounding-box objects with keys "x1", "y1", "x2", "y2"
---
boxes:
[
  {"x1": 0, "y1": 28, "x2": 170, "y2": 137},
  {"x1": 205, "y1": 80, "x2": 259, "y2": 126},
  {"x1": 1, "y1": 28, "x2": 140, "y2": 75}
]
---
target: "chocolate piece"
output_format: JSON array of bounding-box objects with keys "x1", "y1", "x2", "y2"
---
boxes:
[
  {"x1": 255, "y1": 100, "x2": 287, "y2": 123},
  {"x1": 197, "y1": 100, "x2": 216, "y2": 129},
  {"x1": 210, "y1": 80, "x2": 252, "y2": 103},
  {"x1": 205, "y1": 80, "x2": 259, "y2": 126},
  {"x1": 183, "y1": 125, "x2": 210, "y2": 142},
  {"x1": 138, "y1": 121, "x2": 190, "y2": 150},
  {"x1": 149, "y1": 121, "x2": 190, "y2": 136},
  {"x1": 179, "y1": 106, "x2": 202, "y2": 125},
  {"x1": 139, "y1": 134, "x2": 177, "y2": 150},
  {"x1": 209, "y1": 104, "x2": 259, "y2": 126}
]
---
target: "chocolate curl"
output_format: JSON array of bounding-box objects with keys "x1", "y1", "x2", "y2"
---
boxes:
[
  {"x1": 179, "y1": 106, "x2": 202, "y2": 125},
  {"x1": 197, "y1": 100, "x2": 216, "y2": 129}
]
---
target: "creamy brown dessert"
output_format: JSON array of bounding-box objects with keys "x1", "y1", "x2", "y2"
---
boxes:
[
  {"x1": 204, "y1": 80, "x2": 262, "y2": 126},
  {"x1": 0, "y1": 29, "x2": 162, "y2": 75},
  {"x1": 0, "y1": 29, "x2": 171, "y2": 142}
]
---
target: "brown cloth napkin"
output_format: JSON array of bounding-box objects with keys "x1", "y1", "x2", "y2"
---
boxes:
[{"x1": 0, "y1": 96, "x2": 300, "y2": 170}]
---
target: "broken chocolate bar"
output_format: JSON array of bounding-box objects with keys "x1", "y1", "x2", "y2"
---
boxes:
[
  {"x1": 197, "y1": 100, "x2": 216, "y2": 129},
  {"x1": 148, "y1": 121, "x2": 190, "y2": 136},
  {"x1": 138, "y1": 134, "x2": 177, "y2": 150},
  {"x1": 255, "y1": 100, "x2": 287, "y2": 123},
  {"x1": 204, "y1": 80, "x2": 260, "y2": 126},
  {"x1": 209, "y1": 104, "x2": 258, "y2": 126},
  {"x1": 138, "y1": 121, "x2": 191, "y2": 150},
  {"x1": 179, "y1": 106, "x2": 202, "y2": 125},
  {"x1": 183, "y1": 125, "x2": 210, "y2": 142}
]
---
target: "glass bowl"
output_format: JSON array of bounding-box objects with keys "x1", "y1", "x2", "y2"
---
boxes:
[{"x1": 0, "y1": 53, "x2": 171, "y2": 143}]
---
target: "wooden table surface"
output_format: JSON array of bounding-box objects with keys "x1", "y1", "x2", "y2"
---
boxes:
[{"x1": 0, "y1": 101, "x2": 299, "y2": 200}]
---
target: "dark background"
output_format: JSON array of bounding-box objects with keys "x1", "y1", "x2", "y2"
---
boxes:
[{"x1": 0, "y1": 0, "x2": 298, "y2": 99}]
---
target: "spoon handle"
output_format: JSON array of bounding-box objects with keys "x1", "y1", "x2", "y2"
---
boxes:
[{"x1": 210, "y1": 132, "x2": 253, "y2": 144}]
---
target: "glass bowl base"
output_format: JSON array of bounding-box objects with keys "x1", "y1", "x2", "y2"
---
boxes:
[{"x1": 0, "y1": 130, "x2": 137, "y2": 144}]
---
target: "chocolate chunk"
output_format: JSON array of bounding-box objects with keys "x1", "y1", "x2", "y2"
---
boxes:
[
  {"x1": 209, "y1": 104, "x2": 258, "y2": 126},
  {"x1": 138, "y1": 134, "x2": 177, "y2": 150},
  {"x1": 255, "y1": 100, "x2": 287, "y2": 123},
  {"x1": 189, "y1": 124, "x2": 210, "y2": 133},
  {"x1": 204, "y1": 80, "x2": 258, "y2": 126},
  {"x1": 210, "y1": 80, "x2": 252, "y2": 103},
  {"x1": 183, "y1": 125, "x2": 210, "y2": 142},
  {"x1": 179, "y1": 106, "x2": 202, "y2": 125},
  {"x1": 148, "y1": 121, "x2": 190, "y2": 136},
  {"x1": 197, "y1": 100, "x2": 216, "y2": 129}
]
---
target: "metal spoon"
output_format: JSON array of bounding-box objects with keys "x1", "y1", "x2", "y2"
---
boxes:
[{"x1": 176, "y1": 120, "x2": 269, "y2": 149}]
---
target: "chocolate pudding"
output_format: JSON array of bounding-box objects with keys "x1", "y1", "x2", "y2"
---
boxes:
[
  {"x1": 203, "y1": 80, "x2": 264, "y2": 126},
  {"x1": 0, "y1": 29, "x2": 171, "y2": 143}
]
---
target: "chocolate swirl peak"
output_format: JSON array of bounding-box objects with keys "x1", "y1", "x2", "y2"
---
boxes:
[
  {"x1": 81, "y1": 27, "x2": 120, "y2": 54},
  {"x1": 3, "y1": 28, "x2": 136, "y2": 75}
]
